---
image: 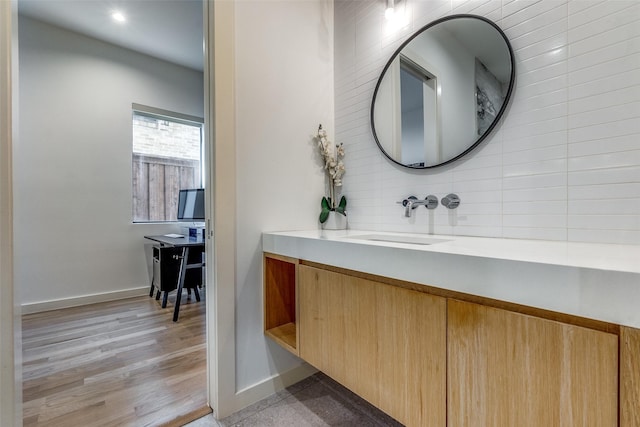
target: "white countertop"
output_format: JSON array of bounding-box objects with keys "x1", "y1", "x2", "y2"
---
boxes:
[{"x1": 262, "y1": 230, "x2": 640, "y2": 329}]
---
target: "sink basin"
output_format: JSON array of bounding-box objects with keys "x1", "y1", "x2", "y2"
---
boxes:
[{"x1": 344, "y1": 234, "x2": 450, "y2": 246}]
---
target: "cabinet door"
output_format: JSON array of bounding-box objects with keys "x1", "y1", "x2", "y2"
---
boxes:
[
  {"x1": 621, "y1": 326, "x2": 640, "y2": 427},
  {"x1": 298, "y1": 265, "x2": 446, "y2": 427},
  {"x1": 448, "y1": 299, "x2": 618, "y2": 427}
]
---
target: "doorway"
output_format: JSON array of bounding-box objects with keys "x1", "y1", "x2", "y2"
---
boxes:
[{"x1": 14, "y1": 0, "x2": 212, "y2": 424}]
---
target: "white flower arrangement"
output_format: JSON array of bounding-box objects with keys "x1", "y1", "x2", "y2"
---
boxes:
[{"x1": 316, "y1": 124, "x2": 346, "y2": 223}]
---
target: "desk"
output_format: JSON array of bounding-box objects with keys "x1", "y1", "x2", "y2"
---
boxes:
[{"x1": 145, "y1": 235, "x2": 205, "y2": 321}]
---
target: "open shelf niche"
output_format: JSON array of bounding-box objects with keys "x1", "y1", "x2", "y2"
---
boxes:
[{"x1": 263, "y1": 253, "x2": 299, "y2": 355}]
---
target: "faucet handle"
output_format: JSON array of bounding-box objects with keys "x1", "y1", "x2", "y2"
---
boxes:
[
  {"x1": 441, "y1": 193, "x2": 460, "y2": 209},
  {"x1": 424, "y1": 195, "x2": 439, "y2": 209}
]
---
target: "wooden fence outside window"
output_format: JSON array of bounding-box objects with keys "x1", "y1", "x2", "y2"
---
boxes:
[{"x1": 132, "y1": 153, "x2": 200, "y2": 222}]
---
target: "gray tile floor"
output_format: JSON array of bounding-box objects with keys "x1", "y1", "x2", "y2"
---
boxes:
[{"x1": 185, "y1": 372, "x2": 404, "y2": 427}]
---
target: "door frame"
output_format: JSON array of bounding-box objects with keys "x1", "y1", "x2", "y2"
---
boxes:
[
  {"x1": 206, "y1": 0, "x2": 239, "y2": 418},
  {"x1": 0, "y1": 0, "x2": 21, "y2": 425}
]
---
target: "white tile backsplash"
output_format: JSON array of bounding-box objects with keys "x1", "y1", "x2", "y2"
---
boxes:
[
  {"x1": 568, "y1": 182, "x2": 640, "y2": 200},
  {"x1": 569, "y1": 11, "x2": 639, "y2": 68},
  {"x1": 509, "y1": 18, "x2": 567, "y2": 51},
  {"x1": 568, "y1": 0, "x2": 637, "y2": 28},
  {"x1": 502, "y1": 117, "x2": 568, "y2": 140},
  {"x1": 569, "y1": 199, "x2": 640, "y2": 216},
  {"x1": 568, "y1": 151, "x2": 640, "y2": 172},
  {"x1": 568, "y1": 86, "x2": 640, "y2": 115},
  {"x1": 569, "y1": 215, "x2": 639, "y2": 231},
  {"x1": 503, "y1": 158, "x2": 567, "y2": 178},
  {"x1": 568, "y1": 68, "x2": 640, "y2": 101},
  {"x1": 503, "y1": 130, "x2": 567, "y2": 152},
  {"x1": 503, "y1": 186, "x2": 566, "y2": 202},
  {"x1": 516, "y1": 47, "x2": 568, "y2": 75},
  {"x1": 503, "y1": 213, "x2": 568, "y2": 228},
  {"x1": 568, "y1": 117, "x2": 640, "y2": 143},
  {"x1": 568, "y1": 166, "x2": 640, "y2": 186},
  {"x1": 569, "y1": 101, "x2": 640, "y2": 129},
  {"x1": 503, "y1": 200, "x2": 567, "y2": 215},
  {"x1": 569, "y1": 51, "x2": 640, "y2": 84},
  {"x1": 502, "y1": 171, "x2": 567, "y2": 190},
  {"x1": 503, "y1": 145, "x2": 566, "y2": 165},
  {"x1": 506, "y1": 103, "x2": 567, "y2": 128},
  {"x1": 513, "y1": 75, "x2": 568, "y2": 102},
  {"x1": 568, "y1": 228, "x2": 639, "y2": 245},
  {"x1": 503, "y1": 226, "x2": 567, "y2": 241},
  {"x1": 334, "y1": 0, "x2": 640, "y2": 245}
]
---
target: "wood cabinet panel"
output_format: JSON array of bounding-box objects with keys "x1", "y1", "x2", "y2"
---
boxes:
[
  {"x1": 297, "y1": 264, "x2": 347, "y2": 382},
  {"x1": 448, "y1": 299, "x2": 618, "y2": 427},
  {"x1": 621, "y1": 326, "x2": 640, "y2": 427},
  {"x1": 298, "y1": 265, "x2": 446, "y2": 427}
]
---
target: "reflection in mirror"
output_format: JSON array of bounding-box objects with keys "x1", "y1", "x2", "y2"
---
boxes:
[
  {"x1": 371, "y1": 15, "x2": 515, "y2": 169},
  {"x1": 400, "y1": 55, "x2": 438, "y2": 166}
]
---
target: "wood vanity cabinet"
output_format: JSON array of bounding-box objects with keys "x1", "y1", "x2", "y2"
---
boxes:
[
  {"x1": 263, "y1": 254, "x2": 637, "y2": 427},
  {"x1": 447, "y1": 299, "x2": 619, "y2": 427},
  {"x1": 297, "y1": 264, "x2": 447, "y2": 427}
]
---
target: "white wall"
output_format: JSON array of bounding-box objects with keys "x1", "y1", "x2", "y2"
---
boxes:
[
  {"x1": 15, "y1": 17, "x2": 204, "y2": 306},
  {"x1": 233, "y1": 0, "x2": 333, "y2": 393},
  {"x1": 335, "y1": 0, "x2": 640, "y2": 245}
]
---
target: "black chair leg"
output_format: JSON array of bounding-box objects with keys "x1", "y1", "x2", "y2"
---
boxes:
[
  {"x1": 173, "y1": 247, "x2": 189, "y2": 322},
  {"x1": 162, "y1": 291, "x2": 169, "y2": 308},
  {"x1": 193, "y1": 286, "x2": 201, "y2": 302}
]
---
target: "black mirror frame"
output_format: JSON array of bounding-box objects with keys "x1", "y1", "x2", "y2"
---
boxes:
[{"x1": 370, "y1": 14, "x2": 516, "y2": 169}]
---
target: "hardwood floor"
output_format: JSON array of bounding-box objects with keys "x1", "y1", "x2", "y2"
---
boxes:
[{"x1": 22, "y1": 291, "x2": 209, "y2": 427}]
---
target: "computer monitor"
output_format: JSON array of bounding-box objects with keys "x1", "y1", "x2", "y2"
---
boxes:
[{"x1": 177, "y1": 188, "x2": 205, "y2": 221}]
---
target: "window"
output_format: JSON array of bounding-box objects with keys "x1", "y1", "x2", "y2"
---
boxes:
[{"x1": 132, "y1": 104, "x2": 204, "y2": 222}]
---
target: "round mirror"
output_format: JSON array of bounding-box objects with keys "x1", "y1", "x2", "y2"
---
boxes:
[{"x1": 371, "y1": 14, "x2": 515, "y2": 169}]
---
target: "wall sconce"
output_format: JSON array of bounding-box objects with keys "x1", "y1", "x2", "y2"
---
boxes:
[
  {"x1": 385, "y1": 0, "x2": 395, "y2": 20},
  {"x1": 383, "y1": 0, "x2": 408, "y2": 33}
]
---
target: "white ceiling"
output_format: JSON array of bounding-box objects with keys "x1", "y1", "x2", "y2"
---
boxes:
[{"x1": 18, "y1": 0, "x2": 204, "y2": 71}]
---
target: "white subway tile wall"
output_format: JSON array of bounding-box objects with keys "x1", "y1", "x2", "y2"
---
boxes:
[{"x1": 334, "y1": 0, "x2": 640, "y2": 244}]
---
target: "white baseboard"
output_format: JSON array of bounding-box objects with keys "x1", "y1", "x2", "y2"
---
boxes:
[
  {"x1": 21, "y1": 286, "x2": 150, "y2": 314},
  {"x1": 228, "y1": 363, "x2": 318, "y2": 417}
]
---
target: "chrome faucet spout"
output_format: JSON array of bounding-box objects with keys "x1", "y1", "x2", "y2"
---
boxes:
[
  {"x1": 397, "y1": 196, "x2": 418, "y2": 217},
  {"x1": 404, "y1": 199, "x2": 415, "y2": 217},
  {"x1": 406, "y1": 199, "x2": 427, "y2": 216},
  {"x1": 398, "y1": 195, "x2": 439, "y2": 217}
]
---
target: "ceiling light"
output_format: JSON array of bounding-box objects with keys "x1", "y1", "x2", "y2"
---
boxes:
[{"x1": 111, "y1": 11, "x2": 126, "y2": 23}]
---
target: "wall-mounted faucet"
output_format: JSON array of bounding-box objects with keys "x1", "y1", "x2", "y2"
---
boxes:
[{"x1": 397, "y1": 195, "x2": 439, "y2": 217}]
